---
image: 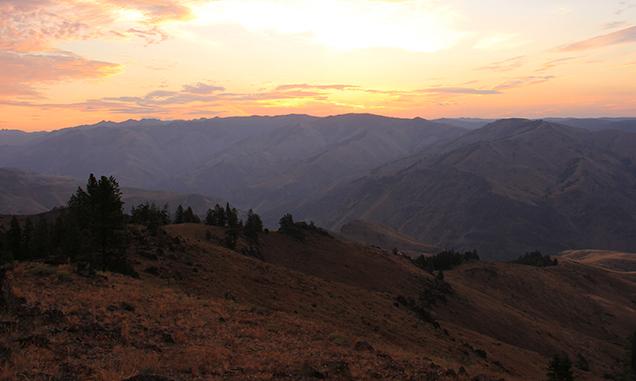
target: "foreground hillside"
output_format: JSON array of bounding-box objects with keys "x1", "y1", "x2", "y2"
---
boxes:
[{"x1": 1, "y1": 224, "x2": 634, "y2": 380}]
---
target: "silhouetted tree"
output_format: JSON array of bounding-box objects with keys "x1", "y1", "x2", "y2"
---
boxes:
[
  {"x1": 22, "y1": 218, "x2": 34, "y2": 259},
  {"x1": 226, "y1": 203, "x2": 239, "y2": 228},
  {"x1": 68, "y1": 174, "x2": 125, "y2": 270},
  {"x1": 514, "y1": 251, "x2": 558, "y2": 267},
  {"x1": 414, "y1": 250, "x2": 480, "y2": 272},
  {"x1": 130, "y1": 202, "x2": 170, "y2": 234},
  {"x1": 224, "y1": 228, "x2": 238, "y2": 250},
  {"x1": 278, "y1": 213, "x2": 304, "y2": 240},
  {"x1": 244, "y1": 209, "x2": 263, "y2": 243},
  {"x1": 7, "y1": 217, "x2": 22, "y2": 261},
  {"x1": 183, "y1": 206, "x2": 201, "y2": 224},
  {"x1": 547, "y1": 354, "x2": 574, "y2": 381},
  {"x1": 33, "y1": 216, "x2": 51, "y2": 259},
  {"x1": 174, "y1": 205, "x2": 185, "y2": 224}
]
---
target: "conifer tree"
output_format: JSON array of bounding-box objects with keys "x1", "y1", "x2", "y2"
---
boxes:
[
  {"x1": 7, "y1": 216, "x2": 22, "y2": 261},
  {"x1": 244, "y1": 209, "x2": 264, "y2": 243},
  {"x1": 22, "y1": 218, "x2": 34, "y2": 259},
  {"x1": 174, "y1": 205, "x2": 185, "y2": 224}
]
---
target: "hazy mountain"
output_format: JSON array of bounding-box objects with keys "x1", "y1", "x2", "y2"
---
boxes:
[
  {"x1": 0, "y1": 168, "x2": 225, "y2": 216},
  {"x1": 0, "y1": 114, "x2": 466, "y2": 223},
  {"x1": 432, "y1": 118, "x2": 494, "y2": 130},
  {"x1": 546, "y1": 117, "x2": 636, "y2": 132},
  {"x1": 300, "y1": 119, "x2": 636, "y2": 258}
]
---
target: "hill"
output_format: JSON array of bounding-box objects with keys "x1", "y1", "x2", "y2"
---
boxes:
[
  {"x1": 0, "y1": 223, "x2": 634, "y2": 380},
  {"x1": 0, "y1": 114, "x2": 465, "y2": 223},
  {"x1": 340, "y1": 219, "x2": 438, "y2": 257},
  {"x1": 0, "y1": 168, "x2": 225, "y2": 216},
  {"x1": 300, "y1": 119, "x2": 636, "y2": 258},
  {"x1": 560, "y1": 249, "x2": 636, "y2": 273}
]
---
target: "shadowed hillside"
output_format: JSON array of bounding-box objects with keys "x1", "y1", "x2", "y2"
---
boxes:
[
  {"x1": 0, "y1": 114, "x2": 465, "y2": 224},
  {"x1": 301, "y1": 119, "x2": 636, "y2": 258},
  {"x1": 0, "y1": 219, "x2": 634, "y2": 380}
]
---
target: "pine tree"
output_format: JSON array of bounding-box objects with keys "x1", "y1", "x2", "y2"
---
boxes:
[
  {"x1": 7, "y1": 217, "x2": 22, "y2": 261},
  {"x1": 183, "y1": 207, "x2": 201, "y2": 223},
  {"x1": 174, "y1": 205, "x2": 185, "y2": 224},
  {"x1": 0, "y1": 228, "x2": 8, "y2": 265},
  {"x1": 33, "y1": 216, "x2": 51, "y2": 259},
  {"x1": 68, "y1": 174, "x2": 125, "y2": 270},
  {"x1": 22, "y1": 218, "x2": 34, "y2": 260},
  {"x1": 205, "y1": 208, "x2": 215, "y2": 226},
  {"x1": 244, "y1": 209, "x2": 263, "y2": 243}
]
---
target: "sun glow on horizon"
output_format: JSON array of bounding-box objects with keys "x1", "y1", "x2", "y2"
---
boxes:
[
  {"x1": 1, "y1": 0, "x2": 635, "y2": 131},
  {"x1": 190, "y1": 0, "x2": 464, "y2": 53}
]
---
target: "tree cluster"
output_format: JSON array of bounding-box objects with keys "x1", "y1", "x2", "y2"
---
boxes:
[
  {"x1": 278, "y1": 213, "x2": 329, "y2": 241},
  {"x1": 514, "y1": 251, "x2": 558, "y2": 267},
  {"x1": 205, "y1": 203, "x2": 239, "y2": 228},
  {"x1": 174, "y1": 205, "x2": 201, "y2": 224},
  {"x1": 1, "y1": 175, "x2": 132, "y2": 274},
  {"x1": 129, "y1": 202, "x2": 170, "y2": 234},
  {"x1": 413, "y1": 250, "x2": 480, "y2": 272}
]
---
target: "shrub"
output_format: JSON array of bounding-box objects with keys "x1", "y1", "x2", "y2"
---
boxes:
[
  {"x1": 514, "y1": 251, "x2": 558, "y2": 267},
  {"x1": 413, "y1": 250, "x2": 480, "y2": 272}
]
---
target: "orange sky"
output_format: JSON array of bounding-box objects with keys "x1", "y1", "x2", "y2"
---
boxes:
[{"x1": 1, "y1": 0, "x2": 636, "y2": 131}]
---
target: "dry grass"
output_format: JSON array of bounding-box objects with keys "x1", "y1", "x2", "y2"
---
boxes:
[{"x1": 0, "y1": 225, "x2": 634, "y2": 380}]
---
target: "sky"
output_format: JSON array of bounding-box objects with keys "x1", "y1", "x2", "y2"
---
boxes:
[{"x1": 1, "y1": 0, "x2": 636, "y2": 131}]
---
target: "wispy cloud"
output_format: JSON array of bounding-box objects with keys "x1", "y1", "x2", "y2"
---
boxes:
[
  {"x1": 536, "y1": 57, "x2": 577, "y2": 72},
  {"x1": 560, "y1": 25, "x2": 636, "y2": 51},
  {"x1": 275, "y1": 84, "x2": 358, "y2": 91},
  {"x1": 494, "y1": 75, "x2": 555, "y2": 90},
  {"x1": 0, "y1": 51, "x2": 120, "y2": 97},
  {"x1": 417, "y1": 87, "x2": 500, "y2": 95},
  {"x1": 478, "y1": 56, "x2": 526, "y2": 72}
]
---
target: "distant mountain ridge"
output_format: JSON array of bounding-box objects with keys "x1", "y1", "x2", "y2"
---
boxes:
[
  {"x1": 300, "y1": 119, "x2": 636, "y2": 258},
  {"x1": 0, "y1": 114, "x2": 466, "y2": 223},
  {"x1": 3, "y1": 115, "x2": 636, "y2": 258},
  {"x1": 0, "y1": 168, "x2": 225, "y2": 216}
]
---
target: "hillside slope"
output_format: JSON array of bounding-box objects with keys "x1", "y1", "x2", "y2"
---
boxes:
[
  {"x1": 0, "y1": 168, "x2": 225, "y2": 216},
  {"x1": 0, "y1": 114, "x2": 465, "y2": 223},
  {"x1": 301, "y1": 119, "x2": 636, "y2": 258},
  {"x1": 1, "y1": 224, "x2": 634, "y2": 380}
]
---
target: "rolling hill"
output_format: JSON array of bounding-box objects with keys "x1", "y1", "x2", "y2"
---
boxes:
[
  {"x1": 0, "y1": 168, "x2": 225, "y2": 216},
  {"x1": 0, "y1": 114, "x2": 466, "y2": 223},
  {"x1": 300, "y1": 119, "x2": 636, "y2": 258},
  {"x1": 1, "y1": 223, "x2": 633, "y2": 380}
]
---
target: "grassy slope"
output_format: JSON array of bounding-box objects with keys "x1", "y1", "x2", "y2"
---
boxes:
[{"x1": 0, "y1": 224, "x2": 634, "y2": 380}]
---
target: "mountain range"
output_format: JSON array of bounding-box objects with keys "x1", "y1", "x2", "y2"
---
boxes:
[{"x1": 2, "y1": 114, "x2": 636, "y2": 259}]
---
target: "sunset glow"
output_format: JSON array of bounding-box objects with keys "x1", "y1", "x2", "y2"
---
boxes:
[{"x1": 1, "y1": 0, "x2": 636, "y2": 131}]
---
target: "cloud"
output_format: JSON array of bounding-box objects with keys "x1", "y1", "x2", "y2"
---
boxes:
[
  {"x1": 0, "y1": 0, "x2": 200, "y2": 52},
  {"x1": 536, "y1": 57, "x2": 577, "y2": 72},
  {"x1": 494, "y1": 75, "x2": 555, "y2": 90},
  {"x1": 560, "y1": 25, "x2": 636, "y2": 51},
  {"x1": 182, "y1": 83, "x2": 226, "y2": 94},
  {"x1": 0, "y1": 51, "x2": 120, "y2": 97},
  {"x1": 418, "y1": 87, "x2": 501, "y2": 95},
  {"x1": 275, "y1": 84, "x2": 358, "y2": 91},
  {"x1": 478, "y1": 56, "x2": 526, "y2": 72}
]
